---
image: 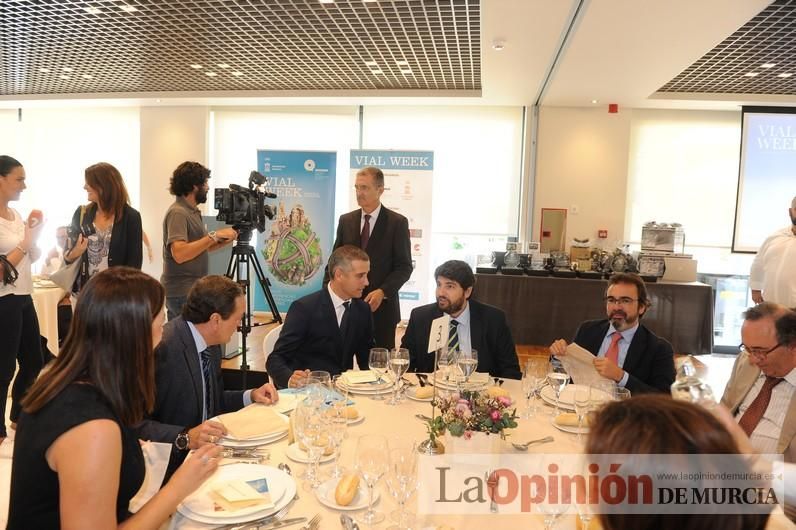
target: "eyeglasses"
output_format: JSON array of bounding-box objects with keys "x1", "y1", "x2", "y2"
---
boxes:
[
  {"x1": 604, "y1": 297, "x2": 638, "y2": 306},
  {"x1": 739, "y1": 343, "x2": 782, "y2": 358}
]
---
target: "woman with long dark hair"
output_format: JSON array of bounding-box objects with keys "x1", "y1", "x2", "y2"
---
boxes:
[
  {"x1": 0, "y1": 155, "x2": 44, "y2": 445},
  {"x1": 64, "y1": 162, "x2": 142, "y2": 293},
  {"x1": 7, "y1": 267, "x2": 221, "y2": 528}
]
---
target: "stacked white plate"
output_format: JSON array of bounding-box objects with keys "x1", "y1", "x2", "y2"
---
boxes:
[
  {"x1": 430, "y1": 370, "x2": 490, "y2": 391},
  {"x1": 540, "y1": 384, "x2": 613, "y2": 412},
  {"x1": 216, "y1": 412, "x2": 289, "y2": 448},
  {"x1": 177, "y1": 463, "x2": 296, "y2": 525},
  {"x1": 336, "y1": 371, "x2": 393, "y2": 395}
]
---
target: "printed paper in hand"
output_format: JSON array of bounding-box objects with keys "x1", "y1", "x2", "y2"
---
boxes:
[
  {"x1": 558, "y1": 343, "x2": 613, "y2": 386},
  {"x1": 427, "y1": 314, "x2": 451, "y2": 353}
]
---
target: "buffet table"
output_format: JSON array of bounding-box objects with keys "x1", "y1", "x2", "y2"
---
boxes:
[{"x1": 473, "y1": 274, "x2": 714, "y2": 355}]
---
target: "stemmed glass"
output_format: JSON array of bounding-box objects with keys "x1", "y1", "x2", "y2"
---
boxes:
[
  {"x1": 521, "y1": 361, "x2": 542, "y2": 418},
  {"x1": 456, "y1": 349, "x2": 478, "y2": 391},
  {"x1": 385, "y1": 439, "x2": 418, "y2": 530},
  {"x1": 386, "y1": 348, "x2": 410, "y2": 405},
  {"x1": 369, "y1": 348, "x2": 389, "y2": 401},
  {"x1": 547, "y1": 360, "x2": 569, "y2": 417},
  {"x1": 436, "y1": 346, "x2": 457, "y2": 383},
  {"x1": 573, "y1": 386, "x2": 591, "y2": 442},
  {"x1": 294, "y1": 395, "x2": 327, "y2": 490},
  {"x1": 355, "y1": 435, "x2": 389, "y2": 525},
  {"x1": 614, "y1": 387, "x2": 632, "y2": 401},
  {"x1": 325, "y1": 376, "x2": 348, "y2": 479},
  {"x1": 539, "y1": 501, "x2": 570, "y2": 530}
]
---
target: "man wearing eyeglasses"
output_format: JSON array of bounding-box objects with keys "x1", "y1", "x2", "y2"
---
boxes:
[
  {"x1": 549, "y1": 272, "x2": 676, "y2": 394},
  {"x1": 721, "y1": 303, "x2": 796, "y2": 459}
]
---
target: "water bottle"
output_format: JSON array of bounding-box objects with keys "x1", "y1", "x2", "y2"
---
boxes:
[{"x1": 670, "y1": 358, "x2": 716, "y2": 407}]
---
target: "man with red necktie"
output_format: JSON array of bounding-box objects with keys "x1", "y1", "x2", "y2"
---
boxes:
[
  {"x1": 331, "y1": 166, "x2": 412, "y2": 349},
  {"x1": 721, "y1": 304, "x2": 796, "y2": 460},
  {"x1": 550, "y1": 272, "x2": 676, "y2": 394}
]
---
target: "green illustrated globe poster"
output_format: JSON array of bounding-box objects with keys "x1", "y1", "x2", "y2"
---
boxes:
[{"x1": 255, "y1": 150, "x2": 336, "y2": 313}]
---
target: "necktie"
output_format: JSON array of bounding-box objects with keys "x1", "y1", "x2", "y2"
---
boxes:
[
  {"x1": 340, "y1": 300, "x2": 351, "y2": 337},
  {"x1": 738, "y1": 376, "x2": 783, "y2": 436},
  {"x1": 448, "y1": 319, "x2": 460, "y2": 353},
  {"x1": 605, "y1": 332, "x2": 622, "y2": 364},
  {"x1": 361, "y1": 214, "x2": 371, "y2": 249},
  {"x1": 200, "y1": 348, "x2": 215, "y2": 420}
]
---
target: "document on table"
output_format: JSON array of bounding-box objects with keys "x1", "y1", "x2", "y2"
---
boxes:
[{"x1": 558, "y1": 343, "x2": 613, "y2": 386}]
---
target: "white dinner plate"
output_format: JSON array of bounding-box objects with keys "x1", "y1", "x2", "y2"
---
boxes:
[
  {"x1": 336, "y1": 381, "x2": 393, "y2": 396},
  {"x1": 540, "y1": 384, "x2": 611, "y2": 411},
  {"x1": 285, "y1": 442, "x2": 335, "y2": 464},
  {"x1": 431, "y1": 371, "x2": 490, "y2": 391},
  {"x1": 314, "y1": 477, "x2": 378, "y2": 511},
  {"x1": 346, "y1": 412, "x2": 365, "y2": 425},
  {"x1": 219, "y1": 431, "x2": 288, "y2": 448},
  {"x1": 553, "y1": 421, "x2": 589, "y2": 435},
  {"x1": 405, "y1": 386, "x2": 434, "y2": 402},
  {"x1": 178, "y1": 463, "x2": 294, "y2": 523}
]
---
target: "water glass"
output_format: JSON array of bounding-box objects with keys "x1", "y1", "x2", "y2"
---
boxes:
[
  {"x1": 521, "y1": 368, "x2": 539, "y2": 419},
  {"x1": 355, "y1": 434, "x2": 389, "y2": 524},
  {"x1": 387, "y1": 348, "x2": 410, "y2": 405},
  {"x1": 369, "y1": 348, "x2": 389, "y2": 401},
  {"x1": 573, "y1": 386, "x2": 591, "y2": 442},
  {"x1": 385, "y1": 439, "x2": 418, "y2": 530},
  {"x1": 547, "y1": 361, "x2": 569, "y2": 417},
  {"x1": 614, "y1": 387, "x2": 631, "y2": 401},
  {"x1": 456, "y1": 349, "x2": 478, "y2": 391}
]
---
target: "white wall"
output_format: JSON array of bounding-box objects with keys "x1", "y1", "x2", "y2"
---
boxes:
[
  {"x1": 533, "y1": 106, "x2": 633, "y2": 248},
  {"x1": 139, "y1": 106, "x2": 208, "y2": 279}
]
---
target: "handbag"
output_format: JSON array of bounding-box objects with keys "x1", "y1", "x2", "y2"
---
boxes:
[{"x1": 50, "y1": 205, "x2": 86, "y2": 292}]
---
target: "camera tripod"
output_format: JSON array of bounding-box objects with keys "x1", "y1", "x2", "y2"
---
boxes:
[{"x1": 224, "y1": 229, "x2": 282, "y2": 387}]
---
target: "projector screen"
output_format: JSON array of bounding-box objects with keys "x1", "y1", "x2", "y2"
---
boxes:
[{"x1": 733, "y1": 106, "x2": 796, "y2": 253}]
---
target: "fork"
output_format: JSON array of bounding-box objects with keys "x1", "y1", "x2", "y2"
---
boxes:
[
  {"x1": 511, "y1": 435, "x2": 554, "y2": 451},
  {"x1": 485, "y1": 470, "x2": 498, "y2": 513},
  {"x1": 214, "y1": 501, "x2": 293, "y2": 530},
  {"x1": 300, "y1": 514, "x2": 321, "y2": 530}
]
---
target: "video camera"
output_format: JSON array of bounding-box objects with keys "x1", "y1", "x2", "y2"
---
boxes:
[{"x1": 214, "y1": 171, "x2": 277, "y2": 234}]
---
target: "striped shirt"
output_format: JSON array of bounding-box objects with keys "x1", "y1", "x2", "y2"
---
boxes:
[{"x1": 735, "y1": 369, "x2": 796, "y2": 455}]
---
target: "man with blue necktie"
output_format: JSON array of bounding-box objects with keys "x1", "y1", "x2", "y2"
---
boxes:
[{"x1": 550, "y1": 272, "x2": 675, "y2": 394}]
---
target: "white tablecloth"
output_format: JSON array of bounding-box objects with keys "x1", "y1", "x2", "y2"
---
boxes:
[{"x1": 31, "y1": 283, "x2": 66, "y2": 355}]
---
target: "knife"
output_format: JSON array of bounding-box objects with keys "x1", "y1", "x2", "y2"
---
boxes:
[{"x1": 223, "y1": 516, "x2": 306, "y2": 530}]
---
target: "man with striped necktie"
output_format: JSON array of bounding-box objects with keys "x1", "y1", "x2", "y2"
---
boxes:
[
  {"x1": 549, "y1": 273, "x2": 675, "y2": 394},
  {"x1": 401, "y1": 260, "x2": 521, "y2": 379}
]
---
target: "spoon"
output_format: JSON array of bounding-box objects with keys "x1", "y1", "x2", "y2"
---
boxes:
[{"x1": 511, "y1": 435, "x2": 554, "y2": 451}]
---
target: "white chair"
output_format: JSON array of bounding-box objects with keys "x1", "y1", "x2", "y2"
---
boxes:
[{"x1": 262, "y1": 324, "x2": 283, "y2": 364}]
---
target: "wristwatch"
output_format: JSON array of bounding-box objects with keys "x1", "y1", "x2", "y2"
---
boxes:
[
  {"x1": 175, "y1": 429, "x2": 190, "y2": 451},
  {"x1": 207, "y1": 230, "x2": 220, "y2": 243}
]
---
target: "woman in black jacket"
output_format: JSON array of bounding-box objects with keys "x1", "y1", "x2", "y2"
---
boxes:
[{"x1": 64, "y1": 162, "x2": 142, "y2": 294}]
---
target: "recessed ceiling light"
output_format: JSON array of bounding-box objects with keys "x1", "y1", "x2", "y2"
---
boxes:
[
  {"x1": 371, "y1": 70, "x2": 384, "y2": 75},
  {"x1": 778, "y1": 73, "x2": 793, "y2": 78},
  {"x1": 591, "y1": 99, "x2": 599, "y2": 104},
  {"x1": 396, "y1": 60, "x2": 409, "y2": 66},
  {"x1": 82, "y1": 74, "x2": 93, "y2": 79},
  {"x1": 744, "y1": 72, "x2": 759, "y2": 77},
  {"x1": 232, "y1": 71, "x2": 243, "y2": 76},
  {"x1": 120, "y1": 4, "x2": 138, "y2": 12},
  {"x1": 190, "y1": 64, "x2": 203, "y2": 69},
  {"x1": 59, "y1": 75, "x2": 71, "y2": 80},
  {"x1": 363, "y1": 1, "x2": 379, "y2": 3},
  {"x1": 218, "y1": 63, "x2": 230, "y2": 69},
  {"x1": 400, "y1": 69, "x2": 412, "y2": 75},
  {"x1": 492, "y1": 41, "x2": 505, "y2": 51},
  {"x1": 38, "y1": 68, "x2": 50, "y2": 73},
  {"x1": 319, "y1": 0, "x2": 334, "y2": 3},
  {"x1": 205, "y1": 71, "x2": 217, "y2": 77},
  {"x1": 62, "y1": 67, "x2": 73, "y2": 72},
  {"x1": 84, "y1": 6, "x2": 102, "y2": 14},
  {"x1": 761, "y1": 63, "x2": 776, "y2": 68},
  {"x1": 364, "y1": 61, "x2": 378, "y2": 67}
]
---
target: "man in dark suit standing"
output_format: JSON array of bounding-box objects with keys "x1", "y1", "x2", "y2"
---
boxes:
[
  {"x1": 401, "y1": 260, "x2": 522, "y2": 379},
  {"x1": 135, "y1": 275, "x2": 278, "y2": 477},
  {"x1": 267, "y1": 245, "x2": 375, "y2": 389},
  {"x1": 550, "y1": 272, "x2": 675, "y2": 394},
  {"x1": 332, "y1": 166, "x2": 412, "y2": 349}
]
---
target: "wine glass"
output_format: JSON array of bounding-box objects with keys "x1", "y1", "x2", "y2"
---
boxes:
[
  {"x1": 456, "y1": 349, "x2": 478, "y2": 391},
  {"x1": 387, "y1": 348, "x2": 410, "y2": 405},
  {"x1": 369, "y1": 348, "x2": 389, "y2": 401},
  {"x1": 325, "y1": 376, "x2": 349, "y2": 479},
  {"x1": 436, "y1": 346, "x2": 457, "y2": 383},
  {"x1": 614, "y1": 387, "x2": 631, "y2": 401},
  {"x1": 355, "y1": 435, "x2": 389, "y2": 525},
  {"x1": 539, "y1": 501, "x2": 570, "y2": 530},
  {"x1": 521, "y1": 364, "x2": 540, "y2": 419},
  {"x1": 547, "y1": 361, "x2": 569, "y2": 417},
  {"x1": 294, "y1": 398, "x2": 327, "y2": 490},
  {"x1": 385, "y1": 439, "x2": 418, "y2": 530},
  {"x1": 573, "y1": 386, "x2": 590, "y2": 442}
]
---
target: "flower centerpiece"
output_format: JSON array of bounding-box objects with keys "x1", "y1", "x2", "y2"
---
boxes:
[{"x1": 427, "y1": 390, "x2": 518, "y2": 445}]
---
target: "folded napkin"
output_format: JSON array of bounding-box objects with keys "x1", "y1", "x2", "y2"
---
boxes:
[
  {"x1": 128, "y1": 441, "x2": 172, "y2": 513},
  {"x1": 342, "y1": 370, "x2": 379, "y2": 385},
  {"x1": 217, "y1": 404, "x2": 287, "y2": 440},
  {"x1": 208, "y1": 478, "x2": 273, "y2": 512},
  {"x1": 555, "y1": 412, "x2": 590, "y2": 428}
]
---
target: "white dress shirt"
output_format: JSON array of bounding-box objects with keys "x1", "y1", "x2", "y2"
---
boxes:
[
  {"x1": 327, "y1": 283, "x2": 350, "y2": 327},
  {"x1": 360, "y1": 203, "x2": 381, "y2": 238},
  {"x1": 750, "y1": 226, "x2": 796, "y2": 307}
]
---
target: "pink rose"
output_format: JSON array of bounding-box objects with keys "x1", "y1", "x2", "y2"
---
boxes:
[
  {"x1": 464, "y1": 430, "x2": 473, "y2": 440},
  {"x1": 498, "y1": 396, "x2": 512, "y2": 407},
  {"x1": 490, "y1": 410, "x2": 501, "y2": 422}
]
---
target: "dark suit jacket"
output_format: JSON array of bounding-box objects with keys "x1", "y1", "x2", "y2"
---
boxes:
[
  {"x1": 266, "y1": 288, "x2": 375, "y2": 389},
  {"x1": 68, "y1": 203, "x2": 143, "y2": 292},
  {"x1": 573, "y1": 319, "x2": 675, "y2": 394},
  {"x1": 332, "y1": 205, "x2": 412, "y2": 348},
  {"x1": 134, "y1": 317, "x2": 245, "y2": 475},
  {"x1": 401, "y1": 299, "x2": 522, "y2": 379}
]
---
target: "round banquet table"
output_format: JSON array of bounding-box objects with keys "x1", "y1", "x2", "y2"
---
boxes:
[{"x1": 166, "y1": 377, "x2": 796, "y2": 530}]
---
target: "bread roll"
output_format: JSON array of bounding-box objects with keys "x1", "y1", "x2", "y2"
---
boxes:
[
  {"x1": 555, "y1": 412, "x2": 590, "y2": 427},
  {"x1": 298, "y1": 437, "x2": 335, "y2": 456},
  {"x1": 327, "y1": 406, "x2": 359, "y2": 420},
  {"x1": 486, "y1": 386, "x2": 510, "y2": 398},
  {"x1": 335, "y1": 474, "x2": 360, "y2": 506},
  {"x1": 415, "y1": 386, "x2": 434, "y2": 399}
]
